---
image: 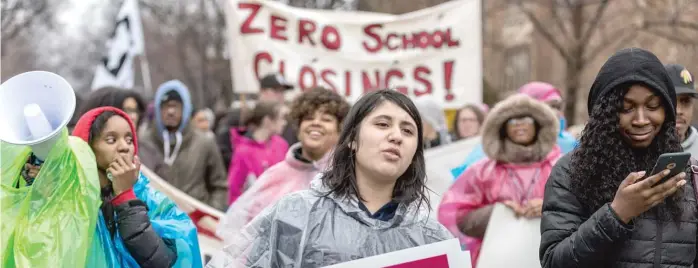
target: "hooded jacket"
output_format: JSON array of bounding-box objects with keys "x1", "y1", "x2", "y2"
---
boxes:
[
  {"x1": 73, "y1": 107, "x2": 202, "y2": 268},
  {"x1": 540, "y1": 48, "x2": 697, "y2": 268},
  {"x1": 206, "y1": 176, "x2": 453, "y2": 268},
  {"x1": 227, "y1": 128, "x2": 289, "y2": 204},
  {"x1": 217, "y1": 142, "x2": 332, "y2": 242},
  {"x1": 216, "y1": 108, "x2": 299, "y2": 171},
  {"x1": 138, "y1": 80, "x2": 229, "y2": 211},
  {"x1": 450, "y1": 82, "x2": 577, "y2": 179},
  {"x1": 683, "y1": 126, "x2": 698, "y2": 157},
  {"x1": 438, "y1": 94, "x2": 562, "y2": 267}
]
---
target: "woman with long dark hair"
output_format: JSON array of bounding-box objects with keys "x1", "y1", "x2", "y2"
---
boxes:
[
  {"x1": 207, "y1": 89, "x2": 452, "y2": 268},
  {"x1": 540, "y1": 48, "x2": 696, "y2": 267}
]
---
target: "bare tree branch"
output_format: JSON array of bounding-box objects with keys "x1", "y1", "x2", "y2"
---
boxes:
[
  {"x1": 1, "y1": 0, "x2": 53, "y2": 42},
  {"x1": 643, "y1": 28, "x2": 698, "y2": 46},
  {"x1": 513, "y1": 0, "x2": 573, "y2": 62},
  {"x1": 583, "y1": 28, "x2": 638, "y2": 62},
  {"x1": 550, "y1": 2, "x2": 571, "y2": 42},
  {"x1": 579, "y1": 0, "x2": 609, "y2": 46}
]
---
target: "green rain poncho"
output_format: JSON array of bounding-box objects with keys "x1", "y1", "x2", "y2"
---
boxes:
[{"x1": 0, "y1": 129, "x2": 101, "y2": 267}]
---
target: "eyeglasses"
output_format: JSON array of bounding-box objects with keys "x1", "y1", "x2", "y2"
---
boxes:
[{"x1": 507, "y1": 116, "x2": 534, "y2": 126}]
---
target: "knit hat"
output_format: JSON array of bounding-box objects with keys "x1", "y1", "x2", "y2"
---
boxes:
[
  {"x1": 518, "y1": 82, "x2": 562, "y2": 102},
  {"x1": 587, "y1": 48, "x2": 676, "y2": 121},
  {"x1": 72, "y1": 106, "x2": 139, "y2": 155}
]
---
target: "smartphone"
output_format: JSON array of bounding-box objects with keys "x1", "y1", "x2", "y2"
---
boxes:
[{"x1": 649, "y1": 152, "x2": 691, "y2": 186}]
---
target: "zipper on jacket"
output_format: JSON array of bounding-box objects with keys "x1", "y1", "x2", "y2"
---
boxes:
[{"x1": 654, "y1": 219, "x2": 663, "y2": 267}]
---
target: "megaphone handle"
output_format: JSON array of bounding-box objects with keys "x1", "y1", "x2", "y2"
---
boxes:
[{"x1": 29, "y1": 153, "x2": 45, "y2": 166}]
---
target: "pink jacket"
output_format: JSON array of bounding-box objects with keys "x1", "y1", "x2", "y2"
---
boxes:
[
  {"x1": 437, "y1": 94, "x2": 563, "y2": 267},
  {"x1": 217, "y1": 142, "x2": 332, "y2": 242},
  {"x1": 227, "y1": 128, "x2": 289, "y2": 204}
]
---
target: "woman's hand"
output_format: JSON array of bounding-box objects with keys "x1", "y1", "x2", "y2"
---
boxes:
[
  {"x1": 610, "y1": 170, "x2": 687, "y2": 224},
  {"x1": 24, "y1": 163, "x2": 40, "y2": 178},
  {"x1": 502, "y1": 200, "x2": 525, "y2": 217},
  {"x1": 522, "y1": 198, "x2": 543, "y2": 218},
  {"x1": 108, "y1": 154, "x2": 141, "y2": 196}
]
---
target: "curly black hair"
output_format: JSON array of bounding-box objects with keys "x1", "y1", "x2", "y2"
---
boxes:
[
  {"x1": 569, "y1": 86, "x2": 684, "y2": 220},
  {"x1": 289, "y1": 87, "x2": 351, "y2": 130}
]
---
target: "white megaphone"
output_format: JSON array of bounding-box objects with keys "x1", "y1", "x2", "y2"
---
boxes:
[{"x1": 0, "y1": 71, "x2": 76, "y2": 163}]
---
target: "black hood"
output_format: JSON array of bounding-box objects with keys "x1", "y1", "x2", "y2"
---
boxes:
[{"x1": 587, "y1": 47, "x2": 676, "y2": 121}]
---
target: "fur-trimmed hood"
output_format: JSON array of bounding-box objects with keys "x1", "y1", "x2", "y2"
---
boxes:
[{"x1": 482, "y1": 94, "x2": 560, "y2": 163}]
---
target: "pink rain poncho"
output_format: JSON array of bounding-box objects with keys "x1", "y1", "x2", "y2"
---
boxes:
[
  {"x1": 438, "y1": 94, "x2": 563, "y2": 267},
  {"x1": 217, "y1": 142, "x2": 332, "y2": 242}
]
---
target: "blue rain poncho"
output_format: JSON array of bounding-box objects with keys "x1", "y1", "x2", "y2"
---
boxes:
[{"x1": 85, "y1": 173, "x2": 203, "y2": 267}]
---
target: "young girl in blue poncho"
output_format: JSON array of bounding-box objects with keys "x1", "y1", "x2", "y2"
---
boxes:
[{"x1": 69, "y1": 106, "x2": 202, "y2": 267}]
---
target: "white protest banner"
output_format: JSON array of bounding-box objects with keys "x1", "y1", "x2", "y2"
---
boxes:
[
  {"x1": 225, "y1": 0, "x2": 482, "y2": 108},
  {"x1": 325, "y1": 238, "x2": 471, "y2": 268},
  {"x1": 477, "y1": 203, "x2": 542, "y2": 268}
]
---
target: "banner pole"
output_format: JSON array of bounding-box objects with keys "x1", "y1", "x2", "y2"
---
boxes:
[{"x1": 139, "y1": 55, "x2": 154, "y2": 96}]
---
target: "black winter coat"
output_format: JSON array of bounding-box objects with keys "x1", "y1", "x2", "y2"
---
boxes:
[
  {"x1": 540, "y1": 154, "x2": 698, "y2": 268},
  {"x1": 102, "y1": 187, "x2": 178, "y2": 268}
]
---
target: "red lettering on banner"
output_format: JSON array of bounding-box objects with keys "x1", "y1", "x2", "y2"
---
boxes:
[
  {"x1": 443, "y1": 60, "x2": 455, "y2": 101},
  {"x1": 344, "y1": 72, "x2": 352, "y2": 97},
  {"x1": 362, "y1": 24, "x2": 461, "y2": 53},
  {"x1": 252, "y1": 51, "x2": 456, "y2": 102},
  {"x1": 362, "y1": 71, "x2": 383, "y2": 94},
  {"x1": 253, "y1": 52, "x2": 272, "y2": 78},
  {"x1": 385, "y1": 69, "x2": 408, "y2": 94},
  {"x1": 298, "y1": 19, "x2": 342, "y2": 51},
  {"x1": 270, "y1": 15, "x2": 288, "y2": 41},
  {"x1": 238, "y1": 3, "x2": 342, "y2": 51},
  {"x1": 239, "y1": 3, "x2": 263, "y2": 34},
  {"x1": 321, "y1": 26, "x2": 341, "y2": 51},
  {"x1": 298, "y1": 66, "x2": 317, "y2": 89},
  {"x1": 413, "y1": 66, "x2": 432, "y2": 96},
  {"x1": 298, "y1": 19, "x2": 317, "y2": 45},
  {"x1": 320, "y1": 70, "x2": 338, "y2": 92},
  {"x1": 362, "y1": 24, "x2": 382, "y2": 53}
]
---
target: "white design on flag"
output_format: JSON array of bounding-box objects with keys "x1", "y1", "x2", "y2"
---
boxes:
[
  {"x1": 224, "y1": 0, "x2": 482, "y2": 108},
  {"x1": 91, "y1": 0, "x2": 145, "y2": 91}
]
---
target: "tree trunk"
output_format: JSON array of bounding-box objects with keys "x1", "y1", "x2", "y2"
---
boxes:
[{"x1": 564, "y1": 61, "x2": 581, "y2": 126}]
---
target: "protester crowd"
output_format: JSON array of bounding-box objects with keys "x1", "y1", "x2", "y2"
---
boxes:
[{"x1": 2, "y1": 47, "x2": 698, "y2": 267}]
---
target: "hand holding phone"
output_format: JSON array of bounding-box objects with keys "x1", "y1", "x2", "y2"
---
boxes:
[
  {"x1": 611, "y1": 170, "x2": 687, "y2": 223},
  {"x1": 648, "y1": 152, "x2": 691, "y2": 186}
]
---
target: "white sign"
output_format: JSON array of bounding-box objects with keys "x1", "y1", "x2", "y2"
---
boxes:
[
  {"x1": 91, "y1": 0, "x2": 145, "y2": 90},
  {"x1": 325, "y1": 238, "x2": 471, "y2": 268},
  {"x1": 225, "y1": 0, "x2": 482, "y2": 108},
  {"x1": 477, "y1": 203, "x2": 542, "y2": 268}
]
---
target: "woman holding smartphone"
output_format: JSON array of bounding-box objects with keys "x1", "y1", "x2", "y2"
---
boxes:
[
  {"x1": 540, "y1": 48, "x2": 696, "y2": 267},
  {"x1": 207, "y1": 89, "x2": 452, "y2": 268}
]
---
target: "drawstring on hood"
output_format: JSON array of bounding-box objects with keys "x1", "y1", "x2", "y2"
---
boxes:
[{"x1": 154, "y1": 80, "x2": 193, "y2": 165}]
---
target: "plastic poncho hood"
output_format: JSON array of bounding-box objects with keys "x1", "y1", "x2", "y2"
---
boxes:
[
  {"x1": 207, "y1": 176, "x2": 453, "y2": 267},
  {"x1": 72, "y1": 107, "x2": 203, "y2": 268},
  {"x1": 1, "y1": 129, "x2": 101, "y2": 267}
]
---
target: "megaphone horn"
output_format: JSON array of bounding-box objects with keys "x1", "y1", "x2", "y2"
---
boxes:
[{"x1": 0, "y1": 71, "x2": 76, "y2": 162}]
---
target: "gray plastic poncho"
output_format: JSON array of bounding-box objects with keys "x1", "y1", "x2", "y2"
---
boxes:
[{"x1": 207, "y1": 177, "x2": 453, "y2": 267}]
